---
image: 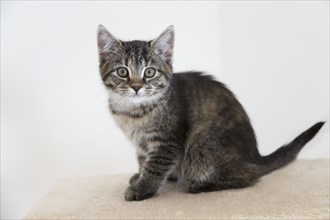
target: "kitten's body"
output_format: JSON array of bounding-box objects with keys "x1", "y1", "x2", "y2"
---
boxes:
[
  {"x1": 121, "y1": 72, "x2": 260, "y2": 185},
  {"x1": 97, "y1": 25, "x2": 324, "y2": 201}
]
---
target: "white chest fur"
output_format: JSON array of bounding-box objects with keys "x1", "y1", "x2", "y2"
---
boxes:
[{"x1": 112, "y1": 114, "x2": 152, "y2": 146}]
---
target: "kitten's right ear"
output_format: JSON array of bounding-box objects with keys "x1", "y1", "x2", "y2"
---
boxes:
[
  {"x1": 150, "y1": 25, "x2": 175, "y2": 64},
  {"x1": 97, "y1": 25, "x2": 121, "y2": 61}
]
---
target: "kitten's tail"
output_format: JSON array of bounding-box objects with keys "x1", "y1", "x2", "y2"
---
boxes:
[{"x1": 258, "y1": 121, "x2": 325, "y2": 176}]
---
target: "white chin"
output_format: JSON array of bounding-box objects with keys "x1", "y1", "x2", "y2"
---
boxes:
[{"x1": 126, "y1": 95, "x2": 148, "y2": 104}]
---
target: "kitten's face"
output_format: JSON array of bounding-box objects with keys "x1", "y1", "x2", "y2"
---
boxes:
[{"x1": 97, "y1": 25, "x2": 174, "y2": 106}]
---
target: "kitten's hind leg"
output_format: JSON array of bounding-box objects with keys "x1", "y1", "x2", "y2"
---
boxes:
[
  {"x1": 185, "y1": 161, "x2": 259, "y2": 193},
  {"x1": 183, "y1": 124, "x2": 260, "y2": 194},
  {"x1": 189, "y1": 179, "x2": 253, "y2": 194}
]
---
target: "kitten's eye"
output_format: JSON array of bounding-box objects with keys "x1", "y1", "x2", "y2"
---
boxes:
[
  {"x1": 144, "y1": 67, "x2": 156, "y2": 78},
  {"x1": 117, "y1": 67, "x2": 129, "y2": 77}
]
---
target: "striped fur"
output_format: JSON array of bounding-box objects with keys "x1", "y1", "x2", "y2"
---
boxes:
[{"x1": 97, "y1": 25, "x2": 325, "y2": 201}]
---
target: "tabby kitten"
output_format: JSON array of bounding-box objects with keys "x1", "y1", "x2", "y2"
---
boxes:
[{"x1": 97, "y1": 25, "x2": 324, "y2": 201}]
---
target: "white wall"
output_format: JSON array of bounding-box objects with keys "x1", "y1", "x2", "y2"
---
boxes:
[{"x1": 1, "y1": 1, "x2": 328, "y2": 219}]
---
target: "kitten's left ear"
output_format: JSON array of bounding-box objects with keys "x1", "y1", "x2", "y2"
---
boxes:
[
  {"x1": 97, "y1": 25, "x2": 121, "y2": 61},
  {"x1": 150, "y1": 25, "x2": 175, "y2": 64}
]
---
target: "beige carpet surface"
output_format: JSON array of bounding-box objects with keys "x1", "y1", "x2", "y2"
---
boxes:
[{"x1": 25, "y1": 160, "x2": 329, "y2": 219}]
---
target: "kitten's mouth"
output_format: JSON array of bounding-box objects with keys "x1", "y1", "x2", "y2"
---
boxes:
[
  {"x1": 130, "y1": 93, "x2": 141, "y2": 97},
  {"x1": 130, "y1": 92, "x2": 148, "y2": 97},
  {"x1": 126, "y1": 94, "x2": 148, "y2": 104}
]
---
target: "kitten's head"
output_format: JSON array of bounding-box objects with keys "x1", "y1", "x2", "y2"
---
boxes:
[{"x1": 97, "y1": 25, "x2": 174, "y2": 105}]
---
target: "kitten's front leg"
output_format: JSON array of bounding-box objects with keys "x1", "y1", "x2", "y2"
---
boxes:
[
  {"x1": 128, "y1": 154, "x2": 146, "y2": 185},
  {"x1": 125, "y1": 142, "x2": 180, "y2": 201}
]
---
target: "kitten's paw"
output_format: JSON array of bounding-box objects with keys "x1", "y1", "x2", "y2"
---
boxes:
[
  {"x1": 129, "y1": 173, "x2": 140, "y2": 185},
  {"x1": 124, "y1": 185, "x2": 156, "y2": 201}
]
